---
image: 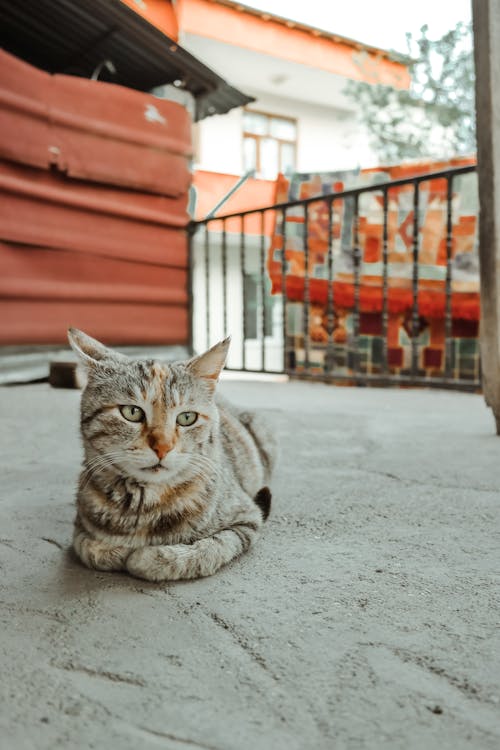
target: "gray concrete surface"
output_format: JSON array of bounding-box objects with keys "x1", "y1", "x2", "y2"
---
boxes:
[{"x1": 1, "y1": 380, "x2": 499, "y2": 750}]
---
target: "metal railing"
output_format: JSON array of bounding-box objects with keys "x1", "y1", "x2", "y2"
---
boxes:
[{"x1": 189, "y1": 164, "x2": 480, "y2": 390}]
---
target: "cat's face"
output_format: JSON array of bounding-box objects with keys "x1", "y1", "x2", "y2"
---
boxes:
[{"x1": 68, "y1": 329, "x2": 229, "y2": 485}]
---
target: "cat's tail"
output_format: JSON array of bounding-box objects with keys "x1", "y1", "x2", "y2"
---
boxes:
[{"x1": 254, "y1": 486, "x2": 272, "y2": 521}]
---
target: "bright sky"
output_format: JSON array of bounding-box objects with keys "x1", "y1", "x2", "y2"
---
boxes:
[{"x1": 242, "y1": 0, "x2": 472, "y2": 53}]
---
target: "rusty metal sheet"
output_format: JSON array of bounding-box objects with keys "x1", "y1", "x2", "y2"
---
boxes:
[
  {"x1": 0, "y1": 241, "x2": 188, "y2": 345},
  {"x1": 1, "y1": 299, "x2": 189, "y2": 345},
  {"x1": 0, "y1": 243, "x2": 189, "y2": 345},
  {"x1": 0, "y1": 49, "x2": 192, "y2": 196},
  {"x1": 0, "y1": 160, "x2": 190, "y2": 345},
  {"x1": 0, "y1": 49, "x2": 52, "y2": 170},
  {"x1": 0, "y1": 242, "x2": 187, "y2": 304},
  {"x1": 50, "y1": 74, "x2": 192, "y2": 196},
  {"x1": 0, "y1": 161, "x2": 188, "y2": 266},
  {"x1": 0, "y1": 49, "x2": 192, "y2": 347}
]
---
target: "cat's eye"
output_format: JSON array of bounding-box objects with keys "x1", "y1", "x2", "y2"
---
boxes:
[
  {"x1": 176, "y1": 411, "x2": 198, "y2": 427},
  {"x1": 119, "y1": 405, "x2": 145, "y2": 423}
]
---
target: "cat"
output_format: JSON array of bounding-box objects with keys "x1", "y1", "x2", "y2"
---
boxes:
[{"x1": 68, "y1": 328, "x2": 277, "y2": 581}]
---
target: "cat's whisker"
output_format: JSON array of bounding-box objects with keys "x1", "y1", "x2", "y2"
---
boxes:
[
  {"x1": 79, "y1": 451, "x2": 126, "y2": 490},
  {"x1": 82, "y1": 453, "x2": 123, "y2": 474}
]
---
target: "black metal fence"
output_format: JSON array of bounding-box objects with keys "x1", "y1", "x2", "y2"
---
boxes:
[{"x1": 189, "y1": 165, "x2": 480, "y2": 390}]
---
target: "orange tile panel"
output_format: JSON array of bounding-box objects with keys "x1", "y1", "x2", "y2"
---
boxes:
[
  {"x1": 0, "y1": 50, "x2": 52, "y2": 170},
  {"x1": 50, "y1": 74, "x2": 192, "y2": 195},
  {"x1": 1, "y1": 300, "x2": 188, "y2": 346},
  {"x1": 0, "y1": 242, "x2": 187, "y2": 305},
  {"x1": 0, "y1": 49, "x2": 192, "y2": 346},
  {"x1": 0, "y1": 49, "x2": 192, "y2": 196},
  {"x1": 0, "y1": 161, "x2": 189, "y2": 266}
]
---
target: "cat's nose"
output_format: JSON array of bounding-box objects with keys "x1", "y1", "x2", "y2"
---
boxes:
[{"x1": 153, "y1": 442, "x2": 172, "y2": 460}]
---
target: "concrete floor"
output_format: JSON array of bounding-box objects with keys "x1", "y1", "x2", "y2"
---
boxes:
[{"x1": 1, "y1": 380, "x2": 499, "y2": 750}]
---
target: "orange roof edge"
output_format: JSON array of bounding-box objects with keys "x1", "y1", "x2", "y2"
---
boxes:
[
  {"x1": 210, "y1": 0, "x2": 408, "y2": 63},
  {"x1": 177, "y1": 0, "x2": 410, "y2": 89},
  {"x1": 119, "y1": 0, "x2": 179, "y2": 41}
]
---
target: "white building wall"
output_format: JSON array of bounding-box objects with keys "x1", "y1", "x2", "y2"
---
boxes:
[
  {"x1": 194, "y1": 89, "x2": 378, "y2": 176},
  {"x1": 195, "y1": 106, "x2": 244, "y2": 175}
]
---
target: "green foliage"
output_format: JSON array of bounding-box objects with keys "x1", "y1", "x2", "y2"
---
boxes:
[{"x1": 344, "y1": 22, "x2": 475, "y2": 163}]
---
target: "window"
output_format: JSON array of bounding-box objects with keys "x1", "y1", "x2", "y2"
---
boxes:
[{"x1": 243, "y1": 110, "x2": 297, "y2": 179}]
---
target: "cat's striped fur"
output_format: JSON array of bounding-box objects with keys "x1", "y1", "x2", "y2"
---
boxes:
[{"x1": 69, "y1": 328, "x2": 277, "y2": 581}]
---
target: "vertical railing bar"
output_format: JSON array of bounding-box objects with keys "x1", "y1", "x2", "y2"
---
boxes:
[
  {"x1": 280, "y1": 208, "x2": 288, "y2": 374},
  {"x1": 240, "y1": 214, "x2": 247, "y2": 371},
  {"x1": 187, "y1": 222, "x2": 195, "y2": 356},
  {"x1": 411, "y1": 181, "x2": 420, "y2": 377},
  {"x1": 382, "y1": 187, "x2": 389, "y2": 375},
  {"x1": 444, "y1": 175, "x2": 454, "y2": 379},
  {"x1": 352, "y1": 193, "x2": 361, "y2": 377},
  {"x1": 260, "y1": 210, "x2": 266, "y2": 372},
  {"x1": 204, "y1": 223, "x2": 211, "y2": 349},
  {"x1": 303, "y1": 203, "x2": 310, "y2": 373},
  {"x1": 325, "y1": 197, "x2": 335, "y2": 374},
  {"x1": 222, "y1": 218, "x2": 228, "y2": 338}
]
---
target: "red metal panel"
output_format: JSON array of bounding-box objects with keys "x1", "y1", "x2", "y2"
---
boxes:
[
  {"x1": 0, "y1": 50, "x2": 52, "y2": 170},
  {"x1": 0, "y1": 49, "x2": 191, "y2": 346},
  {"x1": 1, "y1": 300, "x2": 189, "y2": 345},
  {"x1": 0, "y1": 49, "x2": 192, "y2": 196},
  {"x1": 50, "y1": 75, "x2": 192, "y2": 196},
  {"x1": 0, "y1": 161, "x2": 188, "y2": 265},
  {"x1": 0, "y1": 242, "x2": 187, "y2": 305},
  {"x1": 0, "y1": 242, "x2": 189, "y2": 345}
]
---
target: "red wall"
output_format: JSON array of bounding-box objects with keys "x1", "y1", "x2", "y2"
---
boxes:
[{"x1": 0, "y1": 50, "x2": 192, "y2": 345}]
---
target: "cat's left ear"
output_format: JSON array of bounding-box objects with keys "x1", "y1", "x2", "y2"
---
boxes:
[
  {"x1": 187, "y1": 337, "x2": 230, "y2": 383},
  {"x1": 68, "y1": 328, "x2": 125, "y2": 368}
]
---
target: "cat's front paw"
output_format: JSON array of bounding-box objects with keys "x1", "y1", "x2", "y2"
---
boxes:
[{"x1": 126, "y1": 544, "x2": 191, "y2": 582}]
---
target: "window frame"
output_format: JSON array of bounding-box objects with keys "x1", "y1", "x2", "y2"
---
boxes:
[{"x1": 242, "y1": 109, "x2": 297, "y2": 178}]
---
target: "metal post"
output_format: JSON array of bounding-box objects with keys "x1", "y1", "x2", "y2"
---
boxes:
[
  {"x1": 280, "y1": 209, "x2": 288, "y2": 374},
  {"x1": 240, "y1": 214, "x2": 247, "y2": 371},
  {"x1": 411, "y1": 181, "x2": 420, "y2": 377},
  {"x1": 325, "y1": 198, "x2": 336, "y2": 374},
  {"x1": 473, "y1": 0, "x2": 500, "y2": 432},
  {"x1": 444, "y1": 176, "x2": 454, "y2": 379},
  {"x1": 260, "y1": 210, "x2": 266, "y2": 372},
  {"x1": 352, "y1": 194, "x2": 361, "y2": 376},
  {"x1": 204, "y1": 224, "x2": 211, "y2": 349},
  {"x1": 382, "y1": 188, "x2": 389, "y2": 375},
  {"x1": 303, "y1": 204, "x2": 310, "y2": 373}
]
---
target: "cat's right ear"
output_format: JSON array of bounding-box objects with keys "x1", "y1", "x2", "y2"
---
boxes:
[
  {"x1": 187, "y1": 337, "x2": 231, "y2": 383},
  {"x1": 67, "y1": 328, "x2": 123, "y2": 368}
]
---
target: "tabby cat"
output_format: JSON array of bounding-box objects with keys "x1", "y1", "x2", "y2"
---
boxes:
[{"x1": 68, "y1": 328, "x2": 276, "y2": 581}]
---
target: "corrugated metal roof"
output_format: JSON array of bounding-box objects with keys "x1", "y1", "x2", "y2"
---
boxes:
[{"x1": 0, "y1": 0, "x2": 254, "y2": 120}]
